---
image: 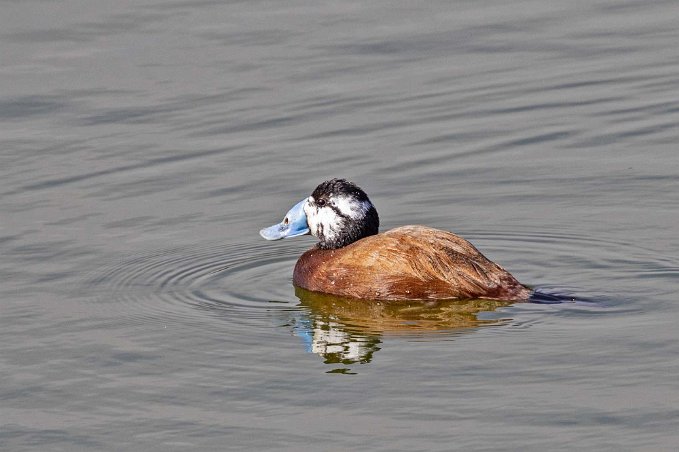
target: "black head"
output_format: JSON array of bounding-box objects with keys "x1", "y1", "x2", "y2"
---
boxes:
[{"x1": 303, "y1": 179, "x2": 379, "y2": 249}]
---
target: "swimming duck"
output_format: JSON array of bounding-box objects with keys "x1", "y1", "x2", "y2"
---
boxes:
[{"x1": 260, "y1": 179, "x2": 530, "y2": 301}]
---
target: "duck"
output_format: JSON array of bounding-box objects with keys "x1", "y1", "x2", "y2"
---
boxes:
[{"x1": 260, "y1": 179, "x2": 530, "y2": 301}]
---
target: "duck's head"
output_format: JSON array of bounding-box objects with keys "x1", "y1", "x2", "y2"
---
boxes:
[{"x1": 260, "y1": 178, "x2": 379, "y2": 249}]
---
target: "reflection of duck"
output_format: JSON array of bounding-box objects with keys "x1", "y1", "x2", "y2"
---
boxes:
[
  {"x1": 296, "y1": 287, "x2": 514, "y2": 334},
  {"x1": 291, "y1": 287, "x2": 514, "y2": 365},
  {"x1": 261, "y1": 179, "x2": 530, "y2": 301}
]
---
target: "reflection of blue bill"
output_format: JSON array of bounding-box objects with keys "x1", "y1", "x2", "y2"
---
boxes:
[{"x1": 291, "y1": 314, "x2": 314, "y2": 353}]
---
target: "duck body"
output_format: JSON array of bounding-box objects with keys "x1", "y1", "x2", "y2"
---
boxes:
[
  {"x1": 293, "y1": 225, "x2": 530, "y2": 301},
  {"x1": 261, "y1": 179, "x2": 530, "y2": 302}
]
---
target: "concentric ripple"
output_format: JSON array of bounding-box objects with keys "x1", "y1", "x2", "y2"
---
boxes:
[{"x1": 86, "y1": 240, "x2": 305, "y2": 330}]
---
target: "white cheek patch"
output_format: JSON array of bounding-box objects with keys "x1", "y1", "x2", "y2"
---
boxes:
[
  {"x1": 306, "y1": 203, "x2": 341, "y2": 241},
  {"x1": 333, "y1": 195, "x2": 370, "y2": 220},
  {"x1": 316, "y1": 207, "x2": 340, "y2": 240}
]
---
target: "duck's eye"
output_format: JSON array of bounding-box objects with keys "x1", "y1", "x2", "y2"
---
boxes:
[
  {"x1": 283, "y1": 217, "x2": 289, "y2": 225},
  {"x1": 316, "y1": 199, "x2": 326, "y2": 207}
]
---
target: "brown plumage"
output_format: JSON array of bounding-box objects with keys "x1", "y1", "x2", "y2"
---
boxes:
[{"x1": 293, "y1": 225, "x2": 531, "y2": 301}]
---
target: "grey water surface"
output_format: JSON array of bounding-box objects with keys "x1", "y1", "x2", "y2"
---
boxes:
[{"x1": 2, "y1": 0, "x2": 679, "y2": 450}]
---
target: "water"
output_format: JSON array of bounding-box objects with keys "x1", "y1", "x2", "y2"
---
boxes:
[{"x1": 2, "y1": 0, "x2": 679, "y2": 450}]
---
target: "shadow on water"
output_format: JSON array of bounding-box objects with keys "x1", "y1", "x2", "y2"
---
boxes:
[{"x1": 529, "y1": 287, "x2": 604, "y2": 306}]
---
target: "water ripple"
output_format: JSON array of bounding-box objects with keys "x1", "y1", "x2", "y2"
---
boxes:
[{"x1": 80, "y1": 225, "x2": 673, "y2": 339}]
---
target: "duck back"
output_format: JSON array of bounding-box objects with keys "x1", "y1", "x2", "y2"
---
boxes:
[{"x1": 293, "y1": 225, "x2": 530, "y2": 301}]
